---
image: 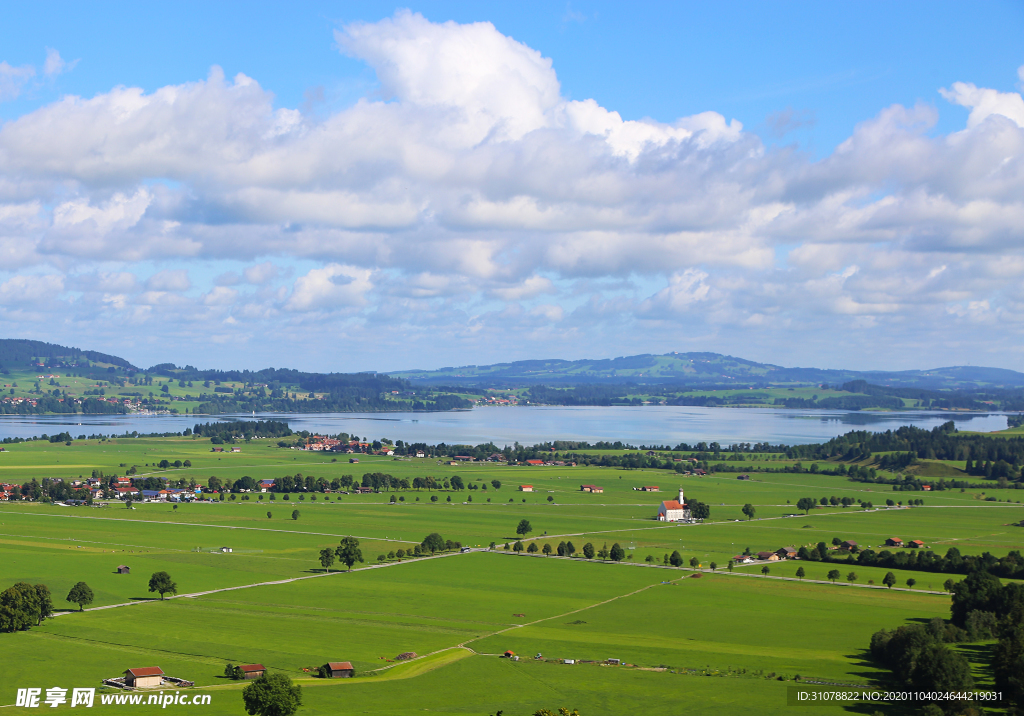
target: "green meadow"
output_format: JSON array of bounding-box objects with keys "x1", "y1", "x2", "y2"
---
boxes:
[{"x1": 2, "y1": 437, "x2": 1023, "y2": 714}]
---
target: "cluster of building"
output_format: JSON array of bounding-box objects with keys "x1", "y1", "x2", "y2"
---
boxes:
[
  {"x1": 737, "y1": 537, "x2": 926, "y2": 564},
  {"x1": 115, "y1": 662, "x2": 353, "y2": 690}
]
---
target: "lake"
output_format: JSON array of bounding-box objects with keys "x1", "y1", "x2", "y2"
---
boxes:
[{"x1": 0, "y1": 406, "x2": 1007, "y2": 447}]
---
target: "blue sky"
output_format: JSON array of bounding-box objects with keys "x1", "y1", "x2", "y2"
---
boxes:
[{"x1": 0, "y1": 3, "x2": 1022, "y2": 372}]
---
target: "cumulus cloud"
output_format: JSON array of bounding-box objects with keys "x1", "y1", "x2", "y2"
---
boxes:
[
  {"x1": 0, "y1": 14, "x2": 1022, "y2": 369},
  {"x1": 284, "y1": 264, "x2": 373, "y2": 312}
]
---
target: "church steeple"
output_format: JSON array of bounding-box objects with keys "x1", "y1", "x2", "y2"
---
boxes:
[{"x1": 677, "y1": 487, "x2": 685, "y2": 504}]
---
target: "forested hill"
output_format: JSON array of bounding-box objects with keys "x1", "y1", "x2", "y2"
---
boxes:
[
  {"x1": 390, "y1": 352, "x2": 1024, "y2": 389},
  {"x1": 0, "y1": 339, "x2": 137, "y2": 370}
]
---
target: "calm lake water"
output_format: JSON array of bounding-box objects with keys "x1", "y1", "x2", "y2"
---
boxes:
[{"x1": 0, "y1": 406, "x2": 1007, "y2": 447}]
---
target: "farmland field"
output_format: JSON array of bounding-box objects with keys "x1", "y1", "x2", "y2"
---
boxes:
[{"x1": 2, "y1": 435, "x2": 1023, "y2": 714}]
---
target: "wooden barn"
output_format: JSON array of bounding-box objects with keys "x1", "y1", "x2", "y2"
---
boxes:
[
  {"x1": 124, "y1": 667, "x2": 164, "y2": 688},
  {"x1": 238, "y1": 664, "x2": 265, "y2": 679},
  {"x1": 116, "y1": 565, "x2": 130, "y2": 574},
  {"x1": 322, "y1": 661, "x2": 354, "y2": 678}
]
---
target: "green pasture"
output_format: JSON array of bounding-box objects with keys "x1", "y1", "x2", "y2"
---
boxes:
[
  {"x1": 2, "y1": 436, "x2": 1023, "y2": 715},
  {"x1": 1, "y1": 554, "x2": 952, "y2": 716}
]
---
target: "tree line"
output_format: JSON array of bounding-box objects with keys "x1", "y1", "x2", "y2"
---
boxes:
[{"x1": 869, "y1": 569, "x2": 1024, "y2": 712}]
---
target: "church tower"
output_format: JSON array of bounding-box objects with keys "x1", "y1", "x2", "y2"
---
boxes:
[{"x1": 677, "y1": 487, "x2": 685, "y2": 505}]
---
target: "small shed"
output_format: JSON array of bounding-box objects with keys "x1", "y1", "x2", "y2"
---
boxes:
[
  {"x1": 885, "y1": 537, "x2": 904, "y2": 547},
  {"x1": 519, "y1": 485, "x2": 534, "y2": 492},
  {"x1": 116, "y1": 565, "x2": 130, "y2": 574},
  {"x1": 395, "y1": 652, "x2": 416, "y2": 661},
  {"x1": 322, "y1": 661, "x2": 354, "y2": 678},
  {"x1": 840, "y1": 540, "x2": 858, "y2": 551},
  {"x1": 908, "y1": 539, "x2": 924, "y2": 549},
  {"x1": 238, "y1": 664, "x2": 265, "y2": 680},
  {"x1": 124, "y1": 667, "x2": 164, "y2": 688}
]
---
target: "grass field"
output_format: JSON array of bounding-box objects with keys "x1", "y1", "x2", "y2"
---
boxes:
[{"x1": 2, "y1": 437, "x2": 1023, "y2": 715}]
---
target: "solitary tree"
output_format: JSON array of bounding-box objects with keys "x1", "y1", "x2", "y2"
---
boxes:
[
  {"x1": 669, "y1": 550, "x2": 683, "y2": 567},
  {"x1": 242, "y1": 673, "x2": 303, "y2": 716},
  {"x1": 847, "y1": 572, "x2": 857, "y2": 583},
  {"x1": 516, "y1": 519, "x2": 532, "y2": 537},
  {"x1": 741, "y1": 503, "x2": 756, "y2": 520},
  {"x1": 709, "y1": 561, "x2": 717, "y2": 571},
  {"x1": 582, "y1": 543, "x2": 595, "y2": 559},
  {"x1": 795, "y1": 566, "x2": 805, "y2": 579},
  {"x1": 882, "y1": 571, "x2": 897, "y2": 589},
  {"x1": 421, "y1": 532, "x2": 445, "y2": 554},
  {"x1": 761, "y1": 565, "x2": 770, "y2": 577},
  {"x1": 728, "y1": 560, "x2": 735, "y2": 572},
  {"x1": 148, "y1": 571, "x2": 177, "y2": 600},
  {"x1": 610, "y1": 543, "x2": 625, "y2": 562},
  {"x1": 689, "y1": 557, "x2": 700, "y2": 569},
  {"x1": 827, "y1": 569, "x2": 841, "y2": 583},
  {"x1": 66, "y1": 582, "x2": 94, "y2": 611},
  {"x1": 319, "y1": 548, "x2": 336, "y2": 572},
  {"x1": 291, "y1": 509, "x2": 300, "y2": 521},
  {"x1": 267, "y1": 511, "x2": 272, "y2": 519},
  {"x1": 796, "y1": 497, "x2": 816, "y2": 514},
  {"x1": 336, "y1": 537, "x2": 364, "y2": 571},
  {"x1": 906, "y1": 578, "x2": 917, "y2": 589}
]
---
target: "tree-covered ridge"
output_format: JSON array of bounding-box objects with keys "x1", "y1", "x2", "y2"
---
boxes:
[{"x1": 0, "y1": 339, "x2": 137, "y2": 370}]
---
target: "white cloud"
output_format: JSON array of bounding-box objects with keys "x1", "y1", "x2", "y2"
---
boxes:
[
  {"x1": 145, "y1": 269, "x2": 191, "y2": 292},
  {"x1": 0, "y1": 61, "x2": 35, "y2": 101},
  {"x1": 243, "y1": 261, "x2": 280, "y2": 285},
  {"x1": 0, "y1": 15, "x2": 1021, "y2": 370},
  {"x1": 284, "y1": 264, "x2": 373, "y2": 312}
]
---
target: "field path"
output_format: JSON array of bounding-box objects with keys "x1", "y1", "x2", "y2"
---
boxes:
[
  {"x1": 53, "y1": 550, "x2": 465, "y2": 615},
  {"x1": 14, "y1": 510, "x2": 421, "y2": 544}
]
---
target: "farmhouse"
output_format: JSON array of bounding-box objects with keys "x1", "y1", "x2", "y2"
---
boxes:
[
  {"x1": 839, "y1": 540, "x2": 858, "y2": 551},
  {"x1": 580, "y1": 485, "x2": 603, "y2": 493},
  {"x1": 259, "y1": 480, "x2": 275, "y2": 492},
  {"x1": 519, "y1": 485, "x2": 534, "y2": 492},
  {"x1": 656, "y1": 488, "x2": 690, "y2": 522},
  {"x1": 525, "y1": 460, "x2": 544, "y2": 466},
  {"x1": 238, "y1": 664, "x2": 265, "y2": 679},
  {"x1": 733, "y1": 555, "x2": 752, "y2": 564},
  {"x1": 322, "y1": 662, "x2": 354, "y2": 678},
  {"x1": 116, "y1": 565, "x2": 130, "y2": 574},
  {"x1": 640, "y1": 486, "x2": 660, "y2": 492},
  {"x1": 211, "y1": 447, "x2": 224, "y2": 453},
  {"x1": 124, "y1": 667, "x2": 164, "y2": 688},
  {"x1": 885, "y1": 537, "x2": 904, "y2": 547},
  {"x1": 775, "y1": 546, "x2": 797, "y2": 560},
  {"x1": 756, "y1": 551, "x2": 780, "y2": 561},
  {"x1": 908, "y1": 539, "x2": 924, "y2": 548}
]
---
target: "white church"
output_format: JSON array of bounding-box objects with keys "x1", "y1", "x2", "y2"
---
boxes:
[{"x1": 657, "y1": 487, "x2": 691, "y2": 522}]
